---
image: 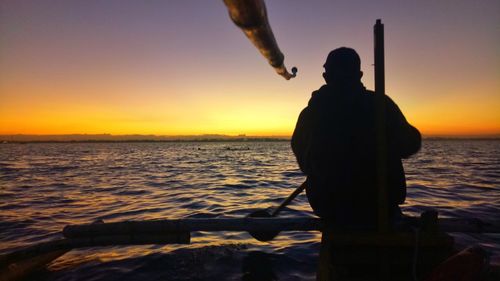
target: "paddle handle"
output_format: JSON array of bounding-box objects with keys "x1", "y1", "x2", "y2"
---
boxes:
[{"x1": 271, "y1": 181, "x2": 307, "y2": 217}]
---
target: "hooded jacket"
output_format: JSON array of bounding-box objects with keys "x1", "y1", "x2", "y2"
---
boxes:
[{"x1": 291, "y1": 83, "x2": 421, "y2": 225}]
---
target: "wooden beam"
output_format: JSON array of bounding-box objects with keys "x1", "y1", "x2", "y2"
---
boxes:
[
  {"x1": 63, "y1": 217, "x2": 500, "y2": 239},
  {"x1": 63, "y1": 217, "x2": 322, "y2": 238}
]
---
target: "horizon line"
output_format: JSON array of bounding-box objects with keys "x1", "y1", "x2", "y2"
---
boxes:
[{"x1": 1, "y1": 133, "x2": 500, "y2": 142}]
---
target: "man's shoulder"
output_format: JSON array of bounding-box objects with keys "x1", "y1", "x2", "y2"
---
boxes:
[
  {"x1": 308, "y1": 85, "x2": 329, "y2": 106},
  {"x1": 310, "y1": 84, "x2": 329, "y2": 97}
]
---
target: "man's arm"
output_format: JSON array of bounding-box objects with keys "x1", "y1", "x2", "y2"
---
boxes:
[
  {"x1": 291, "y1": 107, "x2": 311, "y2": 174},
  {"x1": 385, "y1": 96, "x2": 421, "y2": 158}
]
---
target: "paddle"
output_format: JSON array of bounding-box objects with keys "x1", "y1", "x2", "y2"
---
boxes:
[{"x1": 247, "y1": 181, "x2": 307, "y2": 241}]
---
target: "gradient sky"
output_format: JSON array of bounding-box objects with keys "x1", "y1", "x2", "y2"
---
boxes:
[{"x1": 1, "y1": 0, "x2": 499, "y2": 136}]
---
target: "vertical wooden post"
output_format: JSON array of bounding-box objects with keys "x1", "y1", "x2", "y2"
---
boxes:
[
  {"x1": 374, "y1": 19, "x2": 389, "y2": 233},
  {"x1": 374, "y1": 19, "x2": 390, "y2": 279}
]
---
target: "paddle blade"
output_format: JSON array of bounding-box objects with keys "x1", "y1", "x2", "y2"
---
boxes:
[{"x1": 247, "y1": 210, "x2": 280, "y2": 242}]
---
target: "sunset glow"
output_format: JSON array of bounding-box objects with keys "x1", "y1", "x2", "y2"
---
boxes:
[{"x1": 1, "y1": 1, "x2": 499, "y2": 137}]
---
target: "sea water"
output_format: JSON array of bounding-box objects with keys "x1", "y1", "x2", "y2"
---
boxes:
[{"x1": 1, "y1": 140, "x2": 499, "y2": 280}]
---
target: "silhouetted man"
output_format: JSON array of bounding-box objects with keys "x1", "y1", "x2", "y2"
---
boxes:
[{"x1": 291, "y1": 47, "x2": 421, "y2": 227}]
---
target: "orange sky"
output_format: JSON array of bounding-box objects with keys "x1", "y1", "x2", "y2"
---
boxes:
[{"x1": 1, "y1": 1, "x2": 499, "y2": 137}]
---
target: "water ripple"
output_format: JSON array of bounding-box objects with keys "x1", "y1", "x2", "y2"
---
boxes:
[{"x1": 0, "y1": 140, "x2": 499, "y2": 280}]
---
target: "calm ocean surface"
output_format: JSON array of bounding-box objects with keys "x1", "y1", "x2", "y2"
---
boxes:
[{"x1": 1, "y1": 140, "x2": 499, "y2": 280}]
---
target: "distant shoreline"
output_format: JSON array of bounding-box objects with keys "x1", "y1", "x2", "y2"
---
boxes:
[
  {"x1": 1, "y1": 137, "x2": 499, "y2": 144},
  {"x1": 0, "y1": 138, "x2": 289, "y2": 144},
  {"x1": 1, "y1": 133, "x2": 499, "y2": 143}
]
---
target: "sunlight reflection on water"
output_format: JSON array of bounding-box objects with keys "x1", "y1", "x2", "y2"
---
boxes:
[{"x1": 0, "y1": 140, "x2": 499, "y2": 280}]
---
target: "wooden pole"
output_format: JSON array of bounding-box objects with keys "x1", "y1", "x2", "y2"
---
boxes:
[
  {"x1": 63, "y1": 217, "x2": 322, "y2": 238},
  {"x1": 10, "y1": 217, "x2": 496, "y2": 268},
  {"x1": 374, "y1": 19, "x2": 390, "y2": 279},
  {"x1": 62, "y1": 217, "x2": 500, "y2": 239},
  {"x1": 374, "y1": 19, "x2": 389, "y2": 233}
]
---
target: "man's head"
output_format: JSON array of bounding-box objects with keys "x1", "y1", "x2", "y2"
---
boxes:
[{"x1": 323, "y1": 47, "x2": 363, "y2": 85}]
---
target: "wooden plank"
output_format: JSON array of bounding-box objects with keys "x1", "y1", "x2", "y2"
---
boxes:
[
  {"x1": 62, "y1": 217, "x2": 500, "y2": 239},
  {"x1": 63, "y1": 217, "x2": 323, "y2": 238}
]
